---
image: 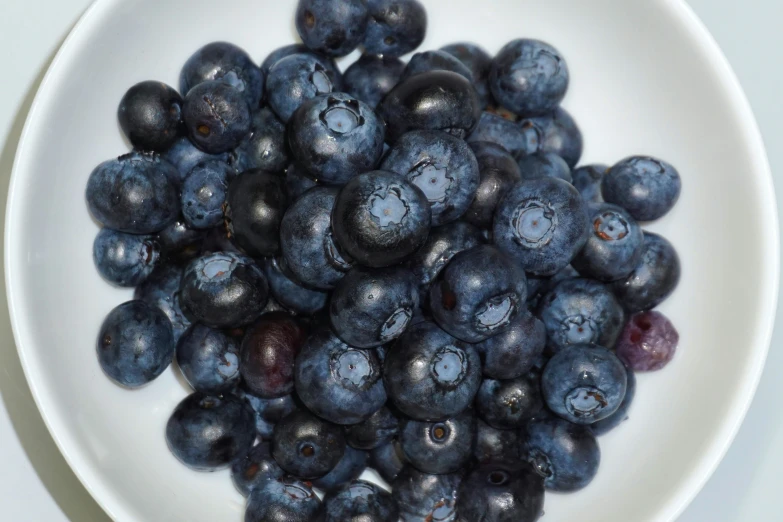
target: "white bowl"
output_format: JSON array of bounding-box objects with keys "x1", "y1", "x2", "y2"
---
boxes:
[{"x1": 5, "y1": 0, "x2": 779, "y2": 520}]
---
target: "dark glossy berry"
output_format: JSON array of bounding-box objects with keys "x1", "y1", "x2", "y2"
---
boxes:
[
  {"x1": 476, "y1": 375, "x2": 542, "y2": 429},
  {"x1": 611, "y1": 231, "x2": 681, "y2": 312},
  {"x1": 408, "y1": 221, "x2": 484, "y2": 294},
  {"x1": 440, "y1": 42, "x2": 493, "y2": 108},
  {"x1": 330, "y1": 266, "x2": 419, "y2": 348},
  {"x1": 262, "y1": 257, "x2": 328, "y2": 315},
  {"x1": 295, "y1": 328, "x2": 386, "y2": 424},
  {"x1": 490, "y1": 39, "x2": 569, "y2": 116},
  {"x1": 285, "y1": 163, "x2": 319, "y2": 201},
  {"x1": 266, "y1": 53, "x2": 341, "y2": 123},
  {"x1": 86, "y1": 152, "x2": 179, "y2": 234},
  {"x1": 97, "y1": 300, "x2": 174, "y2": 387},
  {"x1": 572, "y1": 164, "x2": 608, "y2": 207},
  {"x1": 517, "y1": 152, "x2": 572, "y2": 183},
  {"x1": 456, "y1": 463, "x2": 544, "y2": 522},
  {"x1": 399, "y1": 409, "x2": 475, "y2": 475},
  {"x1": 344, "y1": 54, "x2": 405, "y2": 108},
  {"x1": 234, "y1": 108, "x2": 289, "y2": 174},
  {"x1": 616, "y1": 311, "x2": 679, "y2": 371},
  {"x1": 323, "y1": 480, "x2": 399, "y2": 522},
  {"x1": 463, "y1": 142, "x2": 522, "y2": 229},
  {"x1": 180, "y1": 252, "x2": 268, "y2": 328},
  {"x1": 271, "y1": 409, "x2": 346, "y2": 479},
  {"x1": 369, "y1": 440, "x2": 408, "y2": 483},
  {"x1": 474, "y1": 419, "x2": 520, "y2": 466},
  {"x1": 402, "y1": 50, "x2": 473, "y2": 83},
  {"x1": 156, "y1": 217, "x2": 205, "y2": 262},
  {"x1": 180, "y1": 159, "x2": 232, "y2": 229},
  {"x1": 468, "y1": 112, "x2": 528, "y2": 158},
  {"x1": 522, "y1": 415, "x2": 600, "y2": 492},
  {"x1": 231, "y1": 442, "x2": 284, "y2": 497},
  {"x1": 493, "y1": 177, "x2": 590, "y2": 276},
  {"x1": 200, "y1": 226, "x2": 242, "y2": 255},
  {"x1": 591, "y1": 362, "x2": 636, "y2": 435},
  {"x1": 164, "y1": 136, "x2": 233, "y2": 185},
  {"x1": 381, "y1": 130, "x2": 480, "y2": 226},
  {"x1": 236, "y1": 386, "x2": 298, "y2": 438},
  {"x1": 296, "y1": 0, "x2": 368, "y2": 58},
  {"x1": 364, "y1": 0, "x2": 427, "y2": 57},
  {"x1": 261, "y1": 43, "x2": 341, "y2": 81},
  {"x1": 118, "y1": 81, "x2": 182, "y2": 152},
  {"x1": 313, "y1": 446, "x2": 368, "y2": 493},
  {"x1": 519, "y1": 107, "x2": 583, "y2": 168},
  {"x1": 241, "y1": 313, "x2": 308, "y2": 398},
  {"x1": 344, "y1": 406, "x2": 399, "y2": 450},
  {"x1": 602, "y1": 156, "x2": 682, "y2": 221},
  {"x1": 430, "y1": 245, "x2": 527, "y2": 343},
  {"x1": 225, "y1": 170, "x2": 288, "y2": 258},
  {"x1": 176, "y1": 324, "x2": 240, "y2": 393},
  {"x1": 166, "y1": 393, "x2": 255, "y2": 471},
  {"x1": 245, "y1": 476, "x2": 322, "y2": 522},
  {"x1": 392, "y1": 467, "x2": 460, "y2": 522},
  {"x1": 537, "y1": 277, "x2": 624, "y2": 353},
  {"x1": 474, "y1": 311, "x2": 545, "y2": 380},
  {"x1": 384, "y1": 320, "x2": 481, "y2": 421},
  {"x1": 93, "y1": 228, "x2": 159, "y2": 287},
  {"x1": 332, "y1": 170, "x2": 431, "y2": 267},
  {"x1": 541, "y1": 344, "x2": 627, "y2": 425},
  {"x1": 572, "y1": 203, "x2": 644, "y2": 281},
  {"x1": 180, "y1": 42, "x2": 263, "y2": 109},
  {"x1": 379, "y1": 71, "x2": 481, "y2": 143},
  {"x1": 288, "y1": 93, "x2": 385, "y2": 185},
  {"x1": 183, "y1": 80, "x2": 251, "y2": 154},
  {"x1": 134, "y1": 264, "x2": 191, "y2": 343}
]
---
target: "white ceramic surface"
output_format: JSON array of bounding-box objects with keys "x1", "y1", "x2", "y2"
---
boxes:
[{"x1": 4, "y1": 0, "x2": 778, "y2": 521}]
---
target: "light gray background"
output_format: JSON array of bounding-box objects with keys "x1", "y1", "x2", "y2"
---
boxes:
[{"x1": 0, "y1": 1, "x2": 779, "y2": 520}]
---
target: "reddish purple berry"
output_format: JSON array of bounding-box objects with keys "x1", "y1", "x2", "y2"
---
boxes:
[{"x1": 615, "y1": 311, "x2": 679, "y2": 371}]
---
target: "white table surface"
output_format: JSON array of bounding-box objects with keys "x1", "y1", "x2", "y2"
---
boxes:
[{"x1": 1, "y1": 1, "x2": 780, "y2": 520}]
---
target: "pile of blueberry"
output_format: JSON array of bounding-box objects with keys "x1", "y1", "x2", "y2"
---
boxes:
[{"x1": 86, "y1": 0, "x2": 683, "y2": 520}]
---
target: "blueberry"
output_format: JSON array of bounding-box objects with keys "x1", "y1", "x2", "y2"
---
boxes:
[
  {"x1": 241, "y1": 313, "x2": 308, "y2": 398},
  {"x1": 263, "y1": 257, "x2": 328, "y2": 315},
  {"x1": 572, "y1": 203, "x2": 644, "y2": 282},
  {"x1": 180, "y1": 159, "x2": 232, "y2": 229},
  {"x1": 517, "y1": 152, "x2": 572, "y2": 183},
  {"x1": 245, "y1": 476, "x2": 322, "y2": 522},
  {"x1": 231, "y1": 442, "x2": 285, "y2": 497},
  {"x1": 225, "y1": 170, "x2": 288, "y2": 258},
  {"x1": 118, "y1": 81, "x2": 183, "y2": 152},
  {"x1": 519, "y1": 107, "x2": 583, "y2": 168},
  {"x1": 474, "y1": 311, "x2": 545, "y2": 380},
  {"x1": 239, "y1": 387, "x2": 298, "y2": 436},
  {"x1": 369, "y1": 440, "x2": 408, "y2": 483},
  {"x1": 474, "y1": 419, "x2": 520, "y2": 466},
  {"x1": 176, "y1": 324, "x2": 240, "y2": 394},
  {"x1": 156, "y1": 217, "x2": 206, "y2": 263},
  {"x1": 344, "y1": 406, "x2": 399, "y2": 450},
  {"x1": 323, "y1": 480, "x2": 399, "y2": 522},
  {"x1": 456, "y1": 463, "x2": 545, "y2": 522},
  {"x1": 96, "y1": 300, "x2": 174, "y2": 387},
  {"x1": 611, "y1": 231, "x2": 681, "y2": 312},
  {"x1": 591, "y1": 362, "x2": 636, "y2": 436},
  {"x1": 541, "y1": 344, "x2": 627, "y2": 425},
  {"x1": 134, "y1": 264, "x2": 192, "y2": 343},
  {"x1": 384, "y1": 320, "x2": 481, "y2": 421},
  {"x1": 522, "y1": 415, "x2": 600, "y2": 492},
  {"x1": 402, "y1": 50, "x2": 474, "y2": 83},
  {"x1": 332, "y1": 170, "x2": 431, "y2": 267},
  {"x1": 493, "y1": 177, "x2": 590, "y2": 276},
  {"x1": 430, "y1": 245, "x2": 527, "y2": 343},
  {"x1": 476, "y1": 375, "x2": 542, "y2": 430},
  {"x1": 183, "y1": 80, "x2": 251, "y2": 154},
  {"x1": 364, "y1": 0, "x2": 427, "y2": 57},
  {"x1": 379, "y1": 71, "x2": 482, "y2": 143},
  {"x1": 179, "y1": 252, "x2": 269, "y2": 328},
  {"x1": 602, "y1": 156, "x2": 682, "y2": 221},
  {"x1": 407, "y1": 221, "x2": 484, "y2": 294},
  {"x1": 330, "y1": 265, "x2": 419, "y2": 348},
  {"x1": 313, "y1": 446, "x2": 368, "y2": 493},
  {"x1": 166, "y1": 392, "x2": 255, "y2": 471},
  {"x1": 86, "y1": 152, "x2": 179, "y2": 234},
  {"x1": 179, "y1": 42, "x2": 263, "y2": 109},
  {"x1": 296, "y1": 0, "x2": 368, "y2": 57},
  {"x1": 344, "y1": 54, "x2": 405, "y2": 108},
  {"x1": 271, "y1": 409, "x2": 346, "y2": 479},
  {"x1": 537, "y1": 277, "x2": 624, "y2": 354},
  {"x1": 260, "y1": 43, "x2": 341, "y2": 81},
  {"x1": 392, "y1": 467, "x2": 460, "y2": 522},
  {"x1": 490, "y1": 39, "x2": 569, "y2": 116},
  {"x1": 463, "y1": 142, "x2": 522, "y2": 229},
  {"x1": 164, "y1": 136, "x2": 233, "y2": 185},
  {"x1": 280, "y1": 186, "x2": 352, "y2": 290},
  {"x1": 467, "y1": 112, "x2": 529, "y2": 158},
  {"x1": 295, "y1": 327, "x2": 386, "y2": 424},
  {"x1": 285, "y1": 163, "x2": 319, "y2": 201},
  {"x1": 266, "y1": 53, "x2": 342, "y2": 123},
  {"x1": 234, "y1": 108, "x2": 289, "y2": 174},
  {"x1": 399, "y1": 409, "x2": 475, "y2": 475},
  {"x1": 288, "y1": 93, "x2": 386, "y2": 185},
  {"x1": 571, "y1": 164, "x2": 608, "y2": 206},
  {"x1": 440, "y1": 42, "x2": 493, "y2": 108},
  {"x1": 381, "y1": 130, "x2": 480, "y2": 226},
  {"x1": 199, "y1": 226, "x2": 242, "y2": 255},
  {"x1": 616, "y1": 311, "x2": 679, "y2": 371},
  {"x1": 93, "y1": 228, "x2": 159, "y2": 287},
  {"x1": 527, "y1": 263, "x2": 580, "y2": 307}
]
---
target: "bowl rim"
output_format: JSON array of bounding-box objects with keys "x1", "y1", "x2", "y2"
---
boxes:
[{"x1": 4, "y1": 0, "x2": 779, "y2": 521}]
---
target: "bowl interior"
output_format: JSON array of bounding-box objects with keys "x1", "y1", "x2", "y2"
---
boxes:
[{"x1": 6, "y1": 0, "x2": 778, "y2": 521}]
